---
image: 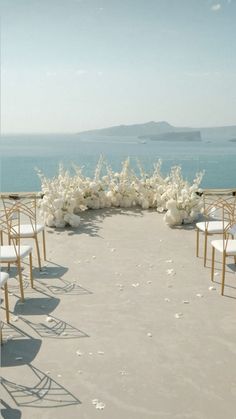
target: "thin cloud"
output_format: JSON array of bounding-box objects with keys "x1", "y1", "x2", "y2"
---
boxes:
[{"x1": 211, "y1": 3, "x2": 221, "y2": 11}]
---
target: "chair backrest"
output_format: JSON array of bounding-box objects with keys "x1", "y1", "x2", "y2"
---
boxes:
[
  {"x1": 221, "y1": 198, "x2": 236, "y2": 250},
  {"x1": 0, "y1": 199, "x2": 22, "y2": 256},
  {"x1": 1, "y1": 194, "x2": 38, "y2": 233},
  {"x1": 202, "y1": 193, "x2": 234, "y2": 220}
]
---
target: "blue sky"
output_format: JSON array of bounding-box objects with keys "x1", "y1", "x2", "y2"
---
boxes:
[{"x1": 1, "y1": 0, "x2": 236, "y2": 133}]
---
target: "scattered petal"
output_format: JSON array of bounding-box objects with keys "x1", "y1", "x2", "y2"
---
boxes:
[
  {"x1": 92, "y1": 255, "x2": 96, "y2": 259},
  {"x1": 166, "y1": 268, "x2": 175, "y2": 275},
  {"x1": 45, "y1": 371, "x2": 51, "y2": 375},
  {"x1": 147, "y1": 332, "x2": 152, "y2": 337},
  {"x1": 182, "y1": 300, "x2": 190, "y2": 304},
  {"x1": 89, "y1": 352, "x2": 93, "y2": 355},
  {"x1": 92, "y1": 399, "x2": 99, "y2": 405},
  {"x1": 119, "y1": 370, "x2": 128, "y2": 376},
  {"x1": 136, "y1": 264, "x2": 142, "y2": 268},
  {"x1": 209, "y1": 286, "x2": 216, "y2": 291},
  {"x1": 110, "y1": 248, "x2": 116, "y2": 252},
  {"x1": 96, "y1": 402, "x2": 106, "y2": 410},
  {"x1": 98, "y1": 351, "x2": 104, "y2": 355},
  {"x1": 175, "y1": 313, "x2": 183, "y2": 319},
  {"x1": 6, "y1": 335, "x2": 13, "y2": 341},
  {"x1": 12, "y1": 316, "x2": 19, "y2": 322},
  {"x1": 164, "y1": 298, "x2": 170, "y2": 302},
  {"x1": 46, "y1": 316, "x2": 54, "y2": 322},
  {"x1": 165, "y1": 259, "x2": 173, "y2": 263},
  {"x1": 15, "y1": 357, "x2": 23, "y2": 361},
  {"x1": 214, "y1": 272, "x2": 219, "y2": 276},
  {"x1": 196, "y1": 293, "x2": 203, "y2": 298},
  {"x1": 76, "y1": 350, "x2": 83, "y2": 356},
  {"x1": 57, "y1": 374, "x2": 62, "y2": 378},
  {"x1": 147, "y1": 280, "x2": 152, "y2": 284},
  {"x1": 132, "y1": 283, "x2": 140, "y2": 288}
]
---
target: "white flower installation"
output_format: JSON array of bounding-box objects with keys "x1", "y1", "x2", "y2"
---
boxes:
[{"x1": 37, "y1": 157, "x2": 204, "y2": 228}]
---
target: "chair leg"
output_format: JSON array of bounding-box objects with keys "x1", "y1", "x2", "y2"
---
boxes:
[
  {"x1": 204, "y1": 232, "x2": 208, "y2": 267},
  {"x1": 221, "y1": 252, "x2": 226, "y2": 296},
  {"x1": 29, "y1": 252, "x2": 34, "y2": 288},
  {"x1": 17, "y1": 259, "x2": 25, "y2": 302},
  {"x1": 42, "y1": 229, "x2": 46, "y2": 260},
  {"x1": 196, "y1": 229, "x2": 199, "y2": 257},
  {"x1": 34, "y1": 235, "x2": 42, "y2": 270},
  {"x1": 211, "y1": 247, "x2": 215, "y2": 281},
  {"x1": 4, "y1": 283, "x2": 10, "y2": 323}
]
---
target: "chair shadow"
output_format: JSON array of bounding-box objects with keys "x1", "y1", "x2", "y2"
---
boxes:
[
  {"x1": 13, "y1": 295, "x2": 60, "y2": 316},
  {"x1": 22, "y1": 315, "x2": 89, "y2": 339},
  {"x1": 1, "y1": 322, "x2": 28, "y2": 341},
  {"x1": 57, "y1": 207, "x2": 145, "y2": 237},
  {"x1": 33, "y1": 264, "x2": 68, "y2": 280},
  {"x1": 1, "y1": 401, "x2": 22, "y2": 419},
  {"x1": 1, "y1": 338, "x2": 42, "y2": 367},
  {"x1": 1, "y1": 364, "x2": 81, "y2": 408},
  {"x1": 45, "y1": 278, "x2": 92, "y2": 296}
]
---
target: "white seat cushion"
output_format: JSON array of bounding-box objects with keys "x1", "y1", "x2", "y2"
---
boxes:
[
  {"x1": 0, "y1": 271, "x2": 9, "y2": 287},
  {"x1": 211, "y1": 239, "x2": 236, "y2": 256},
  {"x1": 0, "y1": 245, "x2": 32, "y2": 262},
  {"x1": 11, "y1": 224, "x2": 44, "y2": 238},
  {"x1": 196, "y1": 221, "x2": 227, "y2": 234}
]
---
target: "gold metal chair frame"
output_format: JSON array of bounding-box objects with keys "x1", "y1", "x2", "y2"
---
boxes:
[
  {"x1": 0, "y1": 199, "x2": 34, "y2": 301},
  {"x1": 211, "y1": 200, "x2": 236, "y2": 295}
]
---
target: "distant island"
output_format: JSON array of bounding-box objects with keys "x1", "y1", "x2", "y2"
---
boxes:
[{"x1": 77, "y1": 121, "x2": 236, "y2": 142}]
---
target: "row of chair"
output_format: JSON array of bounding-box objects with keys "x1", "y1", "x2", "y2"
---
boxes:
[
  {"x1": 0, "y1": 194, "x2": 46, "y2": 330},
  {"x1": 196, "y1": 192, "x2": 236, "y2": 295}
]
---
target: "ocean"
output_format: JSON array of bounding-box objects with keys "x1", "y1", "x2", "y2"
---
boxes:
[{"x1": 0, "y1": 133, "x2": 235, "y2": 192}]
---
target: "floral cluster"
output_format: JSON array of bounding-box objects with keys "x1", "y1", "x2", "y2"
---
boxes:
[{"x1": 37, "y1": 157, "x2": 204, "y2": 228}]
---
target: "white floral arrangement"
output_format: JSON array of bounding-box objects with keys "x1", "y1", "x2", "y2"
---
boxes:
[{"x1": 37, "y1": 157, "x2": 204, "y2": 228}]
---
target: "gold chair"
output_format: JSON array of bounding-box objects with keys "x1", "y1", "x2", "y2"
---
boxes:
[
  {"x1": 0, "y1": 199, "x2": 34, "y2": 301},
  {"x1": 5, "y1": 194, "x2": 46, "y2": 270},
  {"x1": 196, "y1": 193, "x2": 233, "y2": 266},
  {"x1": 211, "y1": 200, "x2": 236, "y2": 295}
]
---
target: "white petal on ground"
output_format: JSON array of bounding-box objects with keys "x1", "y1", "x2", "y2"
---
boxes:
[
  {"x1": 57, "y1": 374, "x2": 62, "y2": 378},
  {"x1": 164, "y1": 298, "x2": 170, "y2": 302},
  {"x1": 132, "y1": 283, "x2": 140, "y2": 288},
  {"x1": 165, "y1": 259, "x2": 173, "y2": 263},
  {"x1": 147, "y1": 332, "x2": 152, "y2": 337},
  {"x1": 96, "y1": 402, "x2": 106, "y2": 410},
  {"x1": 182, "y1": 300, "x2": 190, "y2": 304},
  {"x1": 6, "y1": 335, "x2": 13, "y2": 341},
  {"x1": 15, "y1": 357, "x2": 23, "y2": 361},
  {"x1": 166, "y1": 268, "x2": 175, "y2": 275},
  {"x1": 92, "y1": 255, "x2": 96, "y2": 259},
  {"x1": 12, "y1": 316, "x2": 19, "y2": 322},
  {"x1": 196, "y1": 293, "x2": 203, "y2": 298},
  {"x1": 46, "y1": 316, "x2": 54, "y2": 322},
  {"x1": 147, "y1": 280, "x2": 152, "y2": 284},
  {"x1": 92, "y1": 399, "x2": 99, "y2": 405},
  {"x1": 214, "y1": 272, "x2": 220, "y2": 276},
  {"x1": 110, "y1": 248, "x2": 116, "y2": 252},
  {"x1": 97, "y1": 351, "x2": 105, "y2": 355},
  {"x1": 76, "y1": 350, "x2": 83, "y2": 356},
  {"x1": 209, "y1": 286, "x2": 216, "y2": 291},
  {"x1": 175, "y1": 313, "x2": 183, "y2": 319}
]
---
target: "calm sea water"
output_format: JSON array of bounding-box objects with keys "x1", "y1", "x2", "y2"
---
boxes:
[{"x1": 0, "y1": 133, "x2": 236, "y2": 192}]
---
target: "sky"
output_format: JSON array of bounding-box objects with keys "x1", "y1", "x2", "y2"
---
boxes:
[{"x1": 1, "y1": 0, "x2": 236, "y2": 133}]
